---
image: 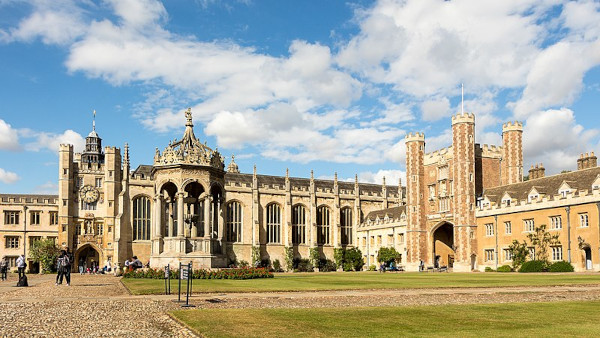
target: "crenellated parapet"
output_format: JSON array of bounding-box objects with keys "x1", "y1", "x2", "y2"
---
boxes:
[
  {"x1": 502, "y1": 121, "x2": 523, "y2": 133},
  {"x1": 451, "y1": 112, "x2": 475, "y2": 125},
  {"x1": 405, "y1": 132, "x2": 425, "y2": 143}
]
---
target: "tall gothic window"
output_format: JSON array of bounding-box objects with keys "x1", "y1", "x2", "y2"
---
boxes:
[
  {"x1": 317, "y1": 206, "x2": 330, "y2": 245},
  {"x1": 266, "y1": 203, "x2": 281, "y2": 244},
  {"x1": 133, "y1": 196, "x2": 151, "y2": 240},
  {"x1": 292, "y1": 205, "x2": 306, "y2": 245},
  {"x1": 226, "y1": 201, "x2": 242, "y2": 242},
  {"x1": 340, "y1": 207, "x2": 352, "y2": 245}
]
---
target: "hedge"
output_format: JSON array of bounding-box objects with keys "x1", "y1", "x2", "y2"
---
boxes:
[
  {"x1": 123, "y1": 267, "x2": 273, "y2": 280},
  {"x1": 496, "y1": 265, "x2": 512, "y2": 272},
  {"x1": 518, "y1": 260, "x2": 546, "y2": 273},
  {"x1": 548, "y1": 261, "x2": 574, "y2": 272}
]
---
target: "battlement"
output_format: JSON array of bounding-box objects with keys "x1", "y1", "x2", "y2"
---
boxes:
[
  {"x1": 405, "y1": 132, "x2": 425, "y2": 142},
  {"x1": 451, "y1": 112, "x2": 475, "y2": 125},
  {"x1": 477, "y1": 144, "x2": 503, "y2": 158},
  {"x1": 104, "y1": 146, "x2": 120, "y2": 154},
  {"x1": 502, "y1": 121, "x2": 523, "y2": 132},
  {"x1": 59, "y1": 144, "x2": 73, "y2": 151}
]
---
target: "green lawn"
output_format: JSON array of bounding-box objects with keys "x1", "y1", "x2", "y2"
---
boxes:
[
  {"x1": 122, "y1": 272, "x2": 600, "y2": 295},
  {"x1": 171, "y1": 300, "x2": 600, "y2": 337}
]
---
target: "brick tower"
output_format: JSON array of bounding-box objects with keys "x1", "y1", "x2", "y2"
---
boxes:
[
  {"x1": 501, "y1": 121, "x2": 523, "y2": 185},
  {"x1": 451, "y1": 113, "x2": 476, "y2": 272},
  {"x1": 405, "y1": 132, "x2": 426, "y2": 270}
]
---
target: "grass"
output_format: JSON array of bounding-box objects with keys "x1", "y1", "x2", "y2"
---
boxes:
[
  {"x1": 121, "y1": 271, "x2": 600, "y2": 295},
  {"x1": 170, "y1": 300, "x2": 600, "y2": 337}
]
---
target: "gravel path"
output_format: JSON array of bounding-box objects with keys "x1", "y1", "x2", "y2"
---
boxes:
[{"x1": 0, "y1": 274, "x2": 196, "y2": 337}]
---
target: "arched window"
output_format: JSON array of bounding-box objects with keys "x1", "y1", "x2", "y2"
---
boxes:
[
  {"x1": 341, "y1": 208, "x2": 352, "y2": 245},
  {"x1": 226, "y1": 201, "x2": 243, "y2": 242},
  {"x1": 317, "y1": 205, "x2": 330, "y2": 245},
  {"x1": 292, "y1": 205, "x2": 306, "y2": 245},
  {"x1": 133, "y1": 196, "x2": 151, "y2": 240},
  {"x1": 266, "y1": 203, "x2": 281, "y2": 244}
]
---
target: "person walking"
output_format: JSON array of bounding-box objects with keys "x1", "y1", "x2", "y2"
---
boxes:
[
  {"x1": 0, "y1": 256, "x2": 8, "y2": 281},
  {"x1": 16, "y1": 255, "x2": 26, "y2": 279},
  {"x1": 65, "y1": 248, "x2": 73, "y2": 285},
  {"x1": 55, "y1": 250, "x2": 71, "y2": 286}
]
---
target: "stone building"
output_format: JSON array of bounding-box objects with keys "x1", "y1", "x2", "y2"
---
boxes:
[
  {"x1": 27, "y1": 109, "x2": 402, "y2": 270},
  {"x1": 2, "y1": 108, "x2": 599, "y2": 272}
]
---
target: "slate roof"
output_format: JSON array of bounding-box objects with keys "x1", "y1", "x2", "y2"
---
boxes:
[
  {"x1": 132, "y1": 165, "x2": 153, "y2": 177},
  {"x1": 482, "y1": 166, "x2": 600, "y2": 204},
  {"x1": 364, "y1": 206, "x2": 406, "y2": 221}
]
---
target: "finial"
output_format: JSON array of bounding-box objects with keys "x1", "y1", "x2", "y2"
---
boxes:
[
  {"x1": 334, "y1": 172, "x2": 338, "y2": 182},
  {"x1": 310, "y1": 170, "x2": 314, "y2": 180},
  {"x1": 185, "y1": 107, "x2": 193, "y2": 127},
  {"x1": 93, "y1": 109, "x2": 96, "y2": 131},
  {"x1": 286, "y1": 168, "x2": 289, "y2": 179},
  {"x1": 355, "y1": 174, "x2": 358, "y2": 184},
  {"x1": 382, "y1": 176, "x2": 386, "y2": 186},
  {"x1": 231, "y1": 154, "x2": 235, "y2": 161},
  {"x1": 253, "y1": 164, "x2": 257, "y2": 175}
]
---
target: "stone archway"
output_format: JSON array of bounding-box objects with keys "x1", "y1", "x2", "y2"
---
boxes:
[
  {"x1": 75, "y1": 244, "x2": 101, "y2": 273},
  {"x1": 432, "y1": 222, "x2": 454, "y2": 268}
]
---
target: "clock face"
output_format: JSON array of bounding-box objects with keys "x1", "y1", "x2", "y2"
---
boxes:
[{"x1": 80, "y1": 185, "x2": 99, "y2": 203}]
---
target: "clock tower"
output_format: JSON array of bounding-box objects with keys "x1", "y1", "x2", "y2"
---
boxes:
[{"x1": 58, "y1": 111, "x2": 125, "y2": 270}]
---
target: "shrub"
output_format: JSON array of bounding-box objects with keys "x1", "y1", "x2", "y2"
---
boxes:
[
  {"x1": 345, "y1": 247, "x2": 365, "y2": 271},
  {"x1": 484, "y1": 267, "x2": 495, "y2": 272},
  {"x1": 293, "y1": 258, "x2": 313, "y2": 272},
  {"x1": 497, "y1": 265, "x2": 512, "y2": 272},
  {"x1": 368, "y1": 264, "x2": 377, "y2": 271},
  {"x1": 518, "y1": 260, "x2": 546, "y2": 273},
  {"x1": 309, "y1": 248, "x2": 320, "y2": 270},
  {"x1": 122, "y1": 267, "x2": 273, "y2": 280},
  {"x1": 548, "y1": 261, "x2": 574, "y2": 272},
  {"x1": 272, "y1": 259, "x2": 283, "y2": 272},
  {"x1": 377, "y1": 247, "x2": 402, "y2": 264},
  {"x1": 238, "y1": 260, "x2": 250, "y2": 268},
  {"x1": 318, "y1": 259, "x2": 337, "y2": 272},
  {"x1": 284, "y1": 247, "x2": 294, "y2": 272}
]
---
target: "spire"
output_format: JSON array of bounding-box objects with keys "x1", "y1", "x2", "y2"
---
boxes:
[
  {"x1": 382, "y1": 176, "x2": 386, "y2": 186},
  {"x1": 124, "y1": 143, "x2": 130, "y2": 167},
  {"x1": 286, "y1": 168, "x2": 289, "y2": 179},
  {"x1": 93, "y1": 110, "x2": 96, "y2": 131},
  {"x1": 310, "y1": 170, "x2": 314, "y2": 180}
]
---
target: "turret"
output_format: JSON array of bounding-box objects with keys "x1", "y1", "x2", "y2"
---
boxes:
[
  {"x1": 502, "y1": 121, "x2": 523, "y2": 185},
  {"x1": 405, "y1": 132, "x2": 426, "y2": 267}
]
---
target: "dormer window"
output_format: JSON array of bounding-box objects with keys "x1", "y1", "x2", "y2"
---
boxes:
[
  {"x1": 559, "y1": 190, "x2": 570, "y2": 198},
  {"x1": 528, "y1": 194, "x2": 539, "y2": 203},
  {"x1": 502, "y1": 198, "x2": 511, "y2": 206}
]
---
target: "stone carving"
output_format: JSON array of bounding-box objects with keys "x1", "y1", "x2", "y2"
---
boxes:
[{"x1": 154, "y1": 108, "x2": 225, "y2": 170}]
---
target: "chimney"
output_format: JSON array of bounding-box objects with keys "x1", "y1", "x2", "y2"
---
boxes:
[
  {"x1": 528, "y1": 163, "x2": 545, "y2": 179},
  {"x1": 577, "y1": 152, "x2": 598, "y2": 170}
]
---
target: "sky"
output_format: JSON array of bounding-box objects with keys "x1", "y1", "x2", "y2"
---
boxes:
[{"x1": 1, "y1": 0, "x2": 599, "y2": 195}]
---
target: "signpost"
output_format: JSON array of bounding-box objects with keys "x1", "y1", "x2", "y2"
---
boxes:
[
  {"x1": 181, "y1": 262, "x2": 195, "y2": 308},
  {"x1": 164, "y1": 264, "x2": 171, "y2": 295}
]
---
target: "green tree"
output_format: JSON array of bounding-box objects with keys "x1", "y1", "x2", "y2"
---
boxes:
[
  {"x1": 377, "y1": 247, "x2": 401, "y2": 264},
  {"x1": 527, "y1": 224, "x2": 560, "y2": 264},
  {"x1": 284, "y1": 246, "x2": 294, "y2": 272},
  {"x1": 507, "y1": 240, "x2": 529, "y2": 270},
  {"x1": 29, "y1": 238, "x2": 60, "y2": 273},
  {"x1": 344, "y1": 247, "x2": 365, "y2": 271}
]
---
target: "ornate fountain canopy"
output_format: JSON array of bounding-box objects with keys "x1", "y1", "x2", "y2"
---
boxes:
[{"x1": 153, "y1": 108, "x2": 225, "y2": 170}]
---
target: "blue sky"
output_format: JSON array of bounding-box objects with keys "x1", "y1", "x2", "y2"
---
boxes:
[{"x1": 1, "y1": 0, "x2": 599, "y2": 194}]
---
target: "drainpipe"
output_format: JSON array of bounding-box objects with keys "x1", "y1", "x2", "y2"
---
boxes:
[
  {"x1": 494, "y1": 215, "x2": 499, "y2": 270},
  {"x1": 565, "y1": 206, "x2": 571, "y2": 263},
  {"x1": 23, "y1": 206, "x2": 28, "y2": 257}
]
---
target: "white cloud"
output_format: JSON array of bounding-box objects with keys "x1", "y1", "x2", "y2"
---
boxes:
[
  {"x1": 0, "y1": 0, "x2": 87, "y2": 45},
  {"x1": 25, "y1": 129, "x2": 85, "y2": 153},
  {"x1": 32, "y1": 181, "x2": 58, "y2": 194},
  {"x1": 523, "y1": 108, "x2": 599, "y2": 174},
  {"x1": 358, "y1": 169, "x2": 405, "y2": 185},
  {"x1": 511, "y1": 41, "x2": 600, "y2": 118},
  {"x1": 421, "y1": 97, "x2": 450, "y2": 121},
  {"x1": 0, "y1": 119, "x2": 20, "y2": 150},
  {"x1": 0, "y1": 168, "x2": 19, "y2": 184}
]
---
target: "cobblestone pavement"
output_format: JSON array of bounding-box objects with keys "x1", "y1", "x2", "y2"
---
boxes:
[{"x1": 0, "y1": 274, "x2": 196, "y2": 337}]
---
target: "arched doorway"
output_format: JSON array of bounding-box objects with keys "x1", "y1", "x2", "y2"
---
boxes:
[
  {"x1": 432, "y1": 222, "x2": 454, "y2": 268},
  {"x1": 584, "y1": 247, "x2": 592, "y2": 270},
  {"x1": 75, "y1": 244, "x2": 101, "y2": 272}
]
